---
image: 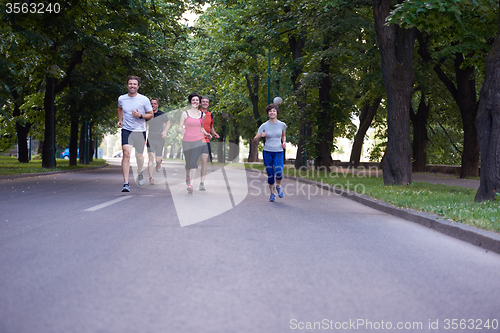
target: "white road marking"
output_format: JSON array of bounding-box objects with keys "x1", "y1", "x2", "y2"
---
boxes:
[{"x1": 84, "y1": 196, "x2": 132, "y2": 212}]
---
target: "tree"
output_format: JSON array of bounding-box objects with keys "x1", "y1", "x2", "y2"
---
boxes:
[
  {"x1": 2, "y1": 0, "x2": 190, "y2": 167},
  {"x1": 350, "y1": 97, "x2": 381, "y2": 167},
  {"x1": 191, "y1": 1, "x2": 268, "y2": 161},
  {"x1": 373, "y1": 0, "x2": 416, "y2": 185},
  {"x1": 410, "y1": 91, "x2": 430, "y2": 172},
  {"x1": 0, "y1": 17, "x2": 44, "y2": 162},
  {"x1": 388, "y1": 0, "x2": 498, "y2": 177},
  {"x1": 475, "y1": 0, "x2": 500, "y2": 202}
]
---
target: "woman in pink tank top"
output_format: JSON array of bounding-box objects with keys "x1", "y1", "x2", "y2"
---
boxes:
[{"x1": 178, "y1": 93, "x2": 212, "y2": 194}]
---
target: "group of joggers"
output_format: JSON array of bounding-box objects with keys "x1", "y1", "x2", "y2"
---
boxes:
[{"x1": 117, "y1": 76, "x2": 287, "y2": 202}]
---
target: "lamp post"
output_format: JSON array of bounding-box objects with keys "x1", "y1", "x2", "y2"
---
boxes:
[
  {"x1": 267, "y1": 21, "x2": 272, "y2": 105},
  {"x1": 267, "y1": 21, "x2": 284, "y2": 107}
]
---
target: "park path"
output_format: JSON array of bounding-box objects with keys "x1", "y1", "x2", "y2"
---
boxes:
[{"x1": 0, "y1": 161, "x2": 498, "y2": 333}]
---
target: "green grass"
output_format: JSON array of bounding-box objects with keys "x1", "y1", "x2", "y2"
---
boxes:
[
  {"x1": 0, "y1": 155, "x2": 107, "y2": 176},
  {"x1": 245, "y1": 164, "x2": 500, "y2": 233}
]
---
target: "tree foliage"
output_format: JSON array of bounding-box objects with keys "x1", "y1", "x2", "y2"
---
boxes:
[{"x1": 0, "y1": 0, "x2": 191, "y2": 165}]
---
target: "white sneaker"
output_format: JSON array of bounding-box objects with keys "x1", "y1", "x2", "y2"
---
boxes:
[{"x1": 137, "y1": 171, "x2": 145, "y2": 186}]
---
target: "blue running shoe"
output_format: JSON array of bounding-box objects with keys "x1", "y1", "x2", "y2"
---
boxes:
[
  {"x1": 269, "y1": 193, "x2": 275, "y2": 202},
  {"x1": 276, "y1": 186, "x2": 284, "y2": 198},
  {"x1": 122, "y1": 182, "x2": 130, "y2": 192}
]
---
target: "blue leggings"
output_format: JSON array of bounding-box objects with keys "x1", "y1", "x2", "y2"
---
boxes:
[{"x1": 263, "y1": 150, "x2": 283, "y2": 185}]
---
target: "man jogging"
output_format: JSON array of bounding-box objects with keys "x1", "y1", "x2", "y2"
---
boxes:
[
  {"x1": 199, "y1": 96, "x2": 219, "y2": 191},
  {"x1": 117, "y1": 76, "x2": 154, "y2": 192},
  {"x1": 146, "y1": 98, "x2": 170, "y2": 184}
]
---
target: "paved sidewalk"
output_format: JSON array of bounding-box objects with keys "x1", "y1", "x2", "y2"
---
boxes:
[
  {"x1": 275, "y1": 168, "x2": 499, "y2": 255},
  {"x1": 333, "y1": 166, "x2": 480, "y2": 190},
  {"x1": 412, "y1": 173, "x2": 479, "y2": 190}
]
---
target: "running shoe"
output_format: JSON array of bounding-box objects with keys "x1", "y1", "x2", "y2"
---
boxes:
[
  {"x1": 137, "y1": 171, "x2": 145, "y2": 186},
  {"x1": 149, "y1": 177, "x2": 154, "y2": 185},
  {"x1": 276, "y1": 186, "x2": 284, "y2": 198},
  {"x1": 269, "y1": 193, "x2": 275, "y2": 202},
  {"x1": 199, "y1": 182, "x2": 206, "y2": 191},
  {"x1": 186, "y1": 176, "x2": 190, "y2": 186},
  {"x1": 156, "y1": 162, "x2": 161, "y2": 172},
  {"x1": 187, "y1": 184, "x2": 194, "y2": 194},
  {"x1": 122, "y1": 182, "x2": 130, "y2": 192}
]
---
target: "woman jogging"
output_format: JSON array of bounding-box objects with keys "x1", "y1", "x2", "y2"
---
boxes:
[
  {"x1": 178, "y1": 93, "x2": 211, "y2": 194},
  {"x1": 253, "y1": 104, "x2": 287, "y2": 202}
]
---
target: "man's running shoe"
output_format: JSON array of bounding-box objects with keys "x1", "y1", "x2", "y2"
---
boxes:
[
  {"x1": 187, "y1": 184, "x2": 194, "y2": 194},
  {"x1": 137, "y1": 171, "x2": 145, "y2": 186},
  {"x1": 276, "y1": 186, "x2": 284, "y2": 198},
  {"x1": 149, "y1": 177, "x2": 154, "y2": 185},
  {"x1": 186, "y1": 176, "x2": 190, "y2": 186},
  {"x1": 269, "y1": 193, "x2": 275, "y2": 202},
  {"x1": 199, "y1": 182, "x2": 206, "y2": 191},
  {"x1": 122, "y1": 182, "x2": 130, "y2": 192},
  {"x1": 156, "y1": 162, "x2": 161, "y2": 172}
]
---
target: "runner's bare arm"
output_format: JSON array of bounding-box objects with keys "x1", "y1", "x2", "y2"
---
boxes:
[
  {"x1": 178, "y1": 112, "x2": 187, "y2": 135},
  {"x1": 117, "y1": 107, "x2": 123, "y2": 128}
]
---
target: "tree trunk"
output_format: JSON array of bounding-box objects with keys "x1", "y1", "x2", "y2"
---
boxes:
[
  {"x1": 410, "y1": 93, "x2": 430, "y2": 172},
  {"x1": 169, "y1": 142, "x2": 175, "y2": 159},
  {"x1": 373, "y1": 0, "x2": 415, "y2": 185},
  {"x1": 288, "y1": 30, "x2": 308, "y2": 169},
  {"x1": 349, "y1": 97, "x2": 381, "y2": 167},
  {"x1": 70, "y1": 119, "x2": 79, "y2": 166},
  {"x1": 228, "y1": 137, "x2": 240, "y2": 162},
  {"x1": 79, "y1": 123, "x2": 85, "y2": 164},
  {"x1": 295, "y1": 122, "x2": 311, "y2": 170},
  {"x1": 14, "y1": 103, "x2": 31, "y2": 163},
  {"x1": 89, "y1": 123, "x2": 94, "y2": 162},
  {"x1": 434, "y1": 53, "x2": 479, "y2": 178},
  {"x1": 315, "y1": 57, "x2": 334, "y2": 170},
  {"x1": 248, "y1": 139, "x2": 259, "y2": 163},
  {"x1": 418, "y1": 32, "x2": 479, "y2": 178},
  {"x1": 217, "y1": 137, "x2": 224, "y2": 163},
  {"x1": 245, "y1": 66, "x2": 261, "y2": 162},
  {"x1": 9, "y1": 86, "x2": 31, "y2": 162},
  {"x1": 454, "y1": 55, "x2": 480, "y2": 178},
  {"x1": 475, "y1": 1, "x2": 500, "y2": 202},
  {"x1": 42, "y1": 49, "x2": 83, "y2": 168},
  {"x1": 42, "y1": 76, "x2": 57, "y2": 168}
]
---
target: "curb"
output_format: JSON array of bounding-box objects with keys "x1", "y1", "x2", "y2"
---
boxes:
[
  {"x1": 247, "y1": 168, "x2": 500, "y2": 255},
  {"x1": 0, "y1": 163, "x2": 109, "y2": 181}
]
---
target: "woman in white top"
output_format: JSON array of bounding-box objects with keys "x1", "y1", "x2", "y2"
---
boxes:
[{"x1": 253, "y1": 104, "x2": 287, "y2": 202}]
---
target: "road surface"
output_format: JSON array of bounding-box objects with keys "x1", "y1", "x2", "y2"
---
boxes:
[{"x1": 0, "y1": 161, "x2": 499, "y2": 332}]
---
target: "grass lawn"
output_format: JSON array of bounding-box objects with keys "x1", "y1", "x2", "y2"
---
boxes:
[
  {"x1": 245, "y1": 164, "x2": 500, "y2": 233},
  {"x1": 0, "y1": 155, "x2": 107, "y2": 176}
]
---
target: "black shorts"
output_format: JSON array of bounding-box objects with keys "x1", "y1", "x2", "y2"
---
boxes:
[
  {"x1": 183, "y1": 140, "x2": 203, "y2": 170},
  {"x1": 121, "y1": 129, "x2": 146, "y2": 154},
  {"x1": 201, "y1": 142, "x2": 210, "y2": 155},
  {"x1": 147, "y1": 135, "x2": 165, "y2": 156}
]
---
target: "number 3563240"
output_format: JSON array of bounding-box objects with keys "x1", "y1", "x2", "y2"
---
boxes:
[{"x1": 6, "y1": 2, "x2": 61, "y2": 14}]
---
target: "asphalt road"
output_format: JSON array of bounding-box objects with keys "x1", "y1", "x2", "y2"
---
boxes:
[{"x1": 1, "y1": 161, "x2": 499, "y2": 333}]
